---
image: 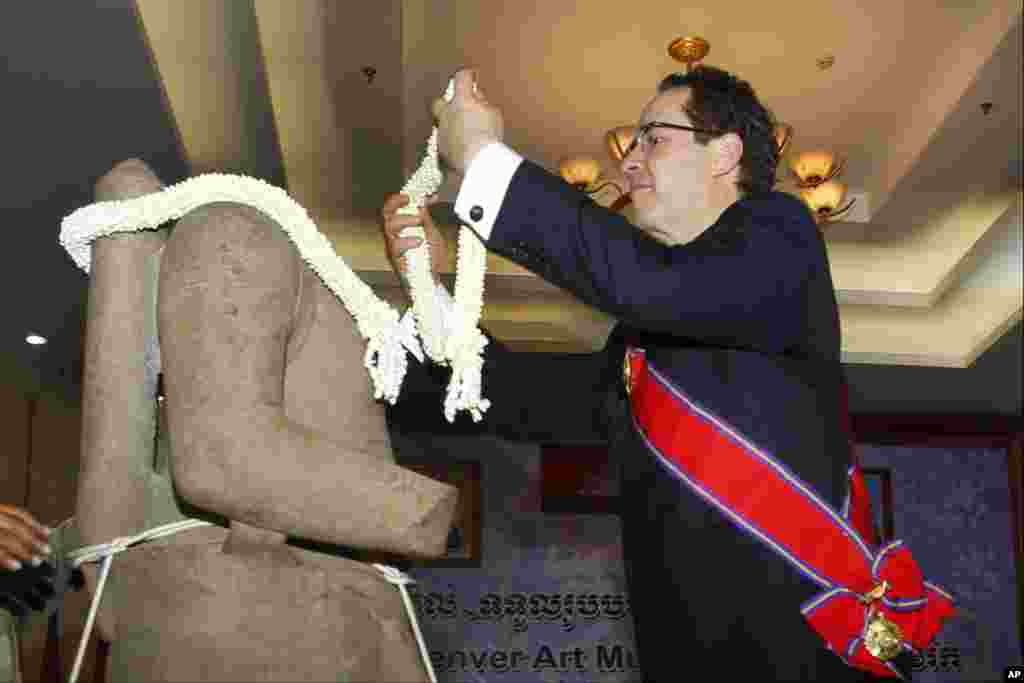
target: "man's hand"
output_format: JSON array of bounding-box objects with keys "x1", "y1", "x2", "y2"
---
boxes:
[
  {"x1": 380, "y1": 193, "x2": 449, "y2": 299},
  {"x1": 432, "y1": 69, "x2": 503, "y2": 174},
  {"x1": 0, "y1": 505, "x2": 50, "y2": 571}
]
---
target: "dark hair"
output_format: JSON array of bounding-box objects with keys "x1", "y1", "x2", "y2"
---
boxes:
[{"x1": 658, "y1": 65, "x2": 779, "y2": 196}]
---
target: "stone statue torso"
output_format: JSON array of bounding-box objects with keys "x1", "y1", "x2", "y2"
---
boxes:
[
  {"x1": 284, "y1": 267, "x2": 392, "y2": 462},
  {"x1": 75, "y1": 182, "x2": 456, "y2": 682}
]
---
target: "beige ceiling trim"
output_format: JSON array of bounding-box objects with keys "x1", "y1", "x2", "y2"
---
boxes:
[
  {"x1": 370, "y1": 281, "x2": 616, "y2": 355},
  {"x1": 840, "y1": 286, "x2": 1020, "y2": 368},
  {"x1": 135, "y1": 0, "x2": 254, "y2": 174},
  {"x1": 287, "y1": 209, "x2": 1021, "y2": 364},
  {"x1": 475, "y1": 295, "x2": 616, "y2": 353},
  {"x1": 372, "y1": 268, "x2": 1019, "y2": 364},
  {"x1": 866, "y1": 8, "x2": 1020, "y2": 217},
  {"x1": 254, "y1": 0, "x2": 404, "y2": 219},
  {"x1": 254, "y1": 0, "x2": 347, "y2": 212},
  {"x1": 327, "y1": 190, "x2": 1018, "y2": 310},
  {"x1": 828, "y1": 191, "x2": 1020, "y2": 306},
  {"x1": 321, "y1": 214, "x2": 554, "y2": 286}
]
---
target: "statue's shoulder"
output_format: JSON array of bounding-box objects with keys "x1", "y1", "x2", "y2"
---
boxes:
[
  {"x1": 164, "y1": 201, "x2": 301, "y2": 280},
  {"x1": 95, "y1": 160, "x2": 299, "y2": 270}
]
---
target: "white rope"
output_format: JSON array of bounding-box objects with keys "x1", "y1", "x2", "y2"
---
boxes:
[
  {"x1": 68, "y1": 552, "x2": 112, "y2": 683},
  {"x1": 65, "y1": 519, "x2": 214, "y2": 683},
  {"x1": 373, "y1": 564, "x2": 438, "y2": 683},
  {"x1": 60, "y1": 521, "x2": 437, "y2": 683},
  {"x1": 67, "y1": 519, "x2": 214, "y2": 567}
]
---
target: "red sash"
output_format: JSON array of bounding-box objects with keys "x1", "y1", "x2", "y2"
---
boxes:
[
  {"x1": 839, "y1": 378, "x2": 878, "y2": 548},
  {"x1": 625, "y1": 348, "x2": 955, "y2": 678}
]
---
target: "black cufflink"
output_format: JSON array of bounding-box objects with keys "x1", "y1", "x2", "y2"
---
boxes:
[{"x1": 469, "y1": 205, "x2": 484, "y2": 222}]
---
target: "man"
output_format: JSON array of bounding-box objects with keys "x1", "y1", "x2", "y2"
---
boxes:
[{"x1": 383, "y1": 66, "x2": 899, "y2": 680}]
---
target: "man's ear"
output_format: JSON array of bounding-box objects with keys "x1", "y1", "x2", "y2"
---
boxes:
[{"x1": 711, "y1": 133, "x2": 743, "y2": 177}]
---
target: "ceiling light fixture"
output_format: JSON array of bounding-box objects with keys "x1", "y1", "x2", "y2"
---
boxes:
[
  {"x1": 789, "y1": 150, "x2": 855, "y2": 222},
  {"x1": 26, "y1": 334, "x2": 47, "y2": 345},
  {"x1": 557, "y1": 156, "x2": 629, "y2": 211}
]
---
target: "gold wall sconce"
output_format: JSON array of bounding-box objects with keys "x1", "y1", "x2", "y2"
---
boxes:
[
  {"x1": 557, "y1": 155, "x2": 630, "y2": 212},
  {"x1": 789, "y1": 150, "x2": 856, "y2": 222}
]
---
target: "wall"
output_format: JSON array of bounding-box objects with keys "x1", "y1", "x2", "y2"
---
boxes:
[
  {"x1": 388, "y1": 427, "x2": 1022, "y2": 683},
  {"x1": 857, "y1": 442, "x2": 1020, "y2": 681},
  {"x1": 392, "y1": 431, "x2": 642, "y2": 683},
  {"x1": 5, "y1": 376, "x2": 1020, "y2": 682},
  {"x1": 843, "y1": 196, "x2": 1023, "y2": 416},
  {"x1": 0, "y1": 387, "x2": 98, "y2": 682},
  {"x1": 0, "y1": 382, "x2": 30, "y2": 507}
]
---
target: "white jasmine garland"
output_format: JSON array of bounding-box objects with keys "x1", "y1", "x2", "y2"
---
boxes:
[
  {"x1": 398, "y1": 77, "x2": 491, "y2": 422},
  {"x1": 60, "y1": 173, "x2": 424, "y2": 407},
  {"x1": 60, "y1": 82, "x2": 491, "y2": 422},
  {"x1": 398, "y1": 126, "x2": 446, "y2": 363}
]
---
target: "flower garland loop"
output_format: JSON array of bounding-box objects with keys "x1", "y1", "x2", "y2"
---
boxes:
[
  {"x1": 398, "y1": 78, "x2": 490, "y2": 422},
  {"x1": 60, "y1": 79, "x2": 491, "y2": 422},
  {"x1": 60, "y1": 173, "x2": 422, "y2": 406}
]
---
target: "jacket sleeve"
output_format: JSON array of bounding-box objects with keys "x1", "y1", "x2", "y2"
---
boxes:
[{"x1": 484, "y1": 161, "x2": 819, "y2": 354}]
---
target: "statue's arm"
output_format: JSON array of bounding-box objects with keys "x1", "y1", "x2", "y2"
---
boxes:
[{"x1": 158, "y1": 203, "x2": 457, "y2": 557}]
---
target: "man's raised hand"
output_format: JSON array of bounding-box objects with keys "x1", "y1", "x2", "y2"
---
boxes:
[{"x1": 432, "y1": 69, "x2": 504, "y2": 174}]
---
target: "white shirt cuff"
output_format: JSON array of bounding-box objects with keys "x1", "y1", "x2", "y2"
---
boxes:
[{"x1": 454, "y1": 142, "x2": 523, "y2": 241}]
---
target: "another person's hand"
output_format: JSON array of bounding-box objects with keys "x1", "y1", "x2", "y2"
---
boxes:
[
  {"x1": 0, "y1": 506, "x2": 57, "y2": 618},
  {"x1": 380, "y1": 193, "x2": 449, "y2": 299},
  {"x1": 431, "y1": 69, "x2": 504, "y2": 174},
  {"x1": 0, "y1": 505, "x2": 50, "y2": 571},
  {"x1": 0, "y1": 560, "x2": 56, "y2": 618}
]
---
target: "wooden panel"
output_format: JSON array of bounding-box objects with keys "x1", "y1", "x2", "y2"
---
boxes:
[
  {"x1": 0, "y1": 384, "x2": 29, "y2": 506},
  {"x1": 26, "y1": 393, "x2": 82, "y2": 527}
]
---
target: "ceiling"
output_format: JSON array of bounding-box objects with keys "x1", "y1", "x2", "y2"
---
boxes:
[{"x1": 0, "y1": 1, "x2": 1020, "y2": 416}]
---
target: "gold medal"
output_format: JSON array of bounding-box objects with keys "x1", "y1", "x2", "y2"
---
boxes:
[
  {"x1": 860, "y1": 581, "x2": 904, "y2": 661},
  {"x1": 863, "y1": 609, "x2": 904, "y2": 661}
]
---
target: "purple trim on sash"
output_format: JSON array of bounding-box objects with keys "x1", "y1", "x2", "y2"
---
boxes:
[
  {"x1": 801, "y1": 587, "x2": 858, "y2": 615},
  {"x1": 637, "y1": 362, "x2": 876, "y2": 583},
  {"x1": 632, "y1": 415, "x2": 837, "y2": 590}
]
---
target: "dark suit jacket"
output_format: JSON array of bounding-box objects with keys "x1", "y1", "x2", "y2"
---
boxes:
[{"x1": 391, "y1": 160, "x2": 887, "y2": 681}]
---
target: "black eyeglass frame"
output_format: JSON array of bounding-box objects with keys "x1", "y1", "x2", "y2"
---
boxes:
[{"x1": 623, "y1": 121, "x2": 729, "y2": 158}]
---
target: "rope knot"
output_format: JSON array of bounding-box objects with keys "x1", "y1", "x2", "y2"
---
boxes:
[{"x1": 372, "y1": 563, "x2": 416, "y2": 586}]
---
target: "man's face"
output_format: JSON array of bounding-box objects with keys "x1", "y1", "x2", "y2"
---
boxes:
[{"x1": 620, "y1": 87, "x2": 715, "y2": 243}]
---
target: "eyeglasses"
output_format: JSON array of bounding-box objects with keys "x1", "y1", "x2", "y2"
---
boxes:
[{"x1": 623, "y1": 121, "x2": 727, "y2": 158}]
